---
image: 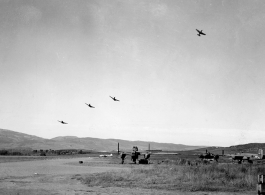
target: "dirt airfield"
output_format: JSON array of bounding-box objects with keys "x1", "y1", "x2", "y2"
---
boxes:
[{"x1": 0, "y1": 156, "x2": 255, "y2": 195}]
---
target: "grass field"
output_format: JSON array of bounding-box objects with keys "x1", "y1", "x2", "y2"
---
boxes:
[
  {"x1": 75, "y1": 156, "x2": 265, "y2": 192},
  {"x1": 0, "y1": 152, "x2": 261, "y2": 194}
]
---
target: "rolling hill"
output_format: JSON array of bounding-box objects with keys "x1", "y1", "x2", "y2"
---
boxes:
[
  {"x1": 0, "y1": 129, "x2": 205, "y2": 151},
  {"x1": 184, "y1": 143, "x2": 265, "y2": 156}
]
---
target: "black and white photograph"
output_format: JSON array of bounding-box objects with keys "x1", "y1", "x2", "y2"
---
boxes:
[{"x1": 0, "y1": 0, "x2": 265, "y2": 194}]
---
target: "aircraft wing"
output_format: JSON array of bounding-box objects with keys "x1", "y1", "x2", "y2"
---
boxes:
[
  {"x1": 201, "y1": 32, "x2": 206, "y2": 35},
  {"x1": 120, "y1": 152, "x2": 141, "y2": 155},
  {"x1": 151, "y1": 152, "x2": 178, "y2": 155}
]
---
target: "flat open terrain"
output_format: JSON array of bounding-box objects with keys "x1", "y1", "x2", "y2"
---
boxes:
[{"x1": 0, "y1": 156, "x2": 256, "y2": 195}]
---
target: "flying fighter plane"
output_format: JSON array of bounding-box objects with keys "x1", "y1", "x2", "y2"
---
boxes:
[
  {"x1": 110, "y1": 96, "x2": 120, "y2": 101},
  {"x1": 58, "y1": 120, "x2": 68, "y2": 124},
  {"x1": 196, "y1": 29, "x2": 206, "y2": 36},
  {"x1": 85, "y1": 103, "x2": 95, "y2": 108}
]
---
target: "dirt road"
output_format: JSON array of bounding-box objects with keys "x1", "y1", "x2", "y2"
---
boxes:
[{"x1": 0, "y1": 157, "x2": 255, "y2": 195}]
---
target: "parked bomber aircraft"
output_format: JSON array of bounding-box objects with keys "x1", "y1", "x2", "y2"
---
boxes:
[
  {"x1": 199, "y1": 152, "x2": 219, "y2": 162},
  {"x1": 118, "y1": 144, "x2": 178, "y2": 164},
  {"x1": 226, "y1": 149, "x2": 264, "y2": 164},
  {"x1": 196, "y1": 29, "x2": 206, "y2": 36},
  {"x1": 120, "y1": 146, "x2": 150, "y2": 164}
]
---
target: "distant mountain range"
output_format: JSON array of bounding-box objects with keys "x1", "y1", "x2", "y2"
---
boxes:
[{"x1": 0, "y1": 129, "x2": 206, "y2": 151}]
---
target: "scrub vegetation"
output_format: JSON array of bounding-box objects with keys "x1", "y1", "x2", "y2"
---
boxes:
[{"x1": 76, "y1": 162, "x2": 265, "y2": 192}]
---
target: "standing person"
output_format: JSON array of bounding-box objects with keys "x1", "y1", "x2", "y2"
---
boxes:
[{"x1": 121, "y1": 153, "x2": 126, "y2": 164}]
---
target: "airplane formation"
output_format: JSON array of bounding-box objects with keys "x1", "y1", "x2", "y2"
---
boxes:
[
  {"x1": 54, "y1": 28, "x2": 265, "y2": 165},
  {"x1": 58, "y1": 29, "x2": 204, "y2": 124},
  {"x1": 58, "y1": 95, "x2": 120, "y2": 124}
]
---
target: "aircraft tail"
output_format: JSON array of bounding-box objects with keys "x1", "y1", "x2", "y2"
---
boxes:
[{"x1": 258, "y1": 149, "x2": 264, "y2": 159}]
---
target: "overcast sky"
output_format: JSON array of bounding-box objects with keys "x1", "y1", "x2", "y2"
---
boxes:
[{"x1": 0, "y1": 0, "x2": 265, "y2": 147}]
